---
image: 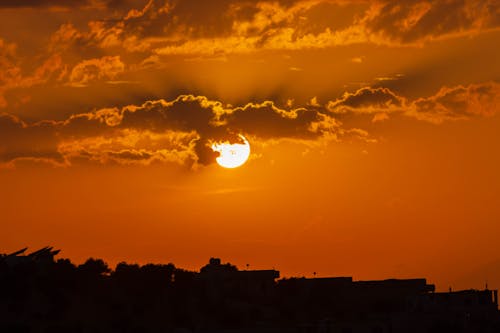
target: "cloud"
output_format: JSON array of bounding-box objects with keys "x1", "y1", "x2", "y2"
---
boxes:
[
  {"x1": 5, "y1": 0, "x2": 487, "y2": 103},
  {"x1": 40, "y1": 1, "x2": 344, "y2": 59},
  {"x1": 0, "y1": 38, "x2": 19, "y2": 107},
  {"x1": 0, "y1": 108, "x2": 202, "y2": 168},
  {"x1": 0, "y1": 38, "x2": 66, "y2": 108},
  {"x1": 0, "y1": 0, "x2": 88, "y2": 8},
  {"x1": 326, "y1": 81, "x2": 500, "y2": 124},
  {"x1": 57, "y1": 129, "x2": 200, "y2": 166},
  {"x1": 0, "y1": 113, "x2": 62, "y2": 164},
  {"x1": 0, "y1": 94, "x2": 345, "y2": 168},
  {"x1": 1, "y1": 81, "x2": 497, "y2": 168},
  {"x1": 363, "y1": 0, "x2": 500, "y2": 45},
  {"x1": 407, "y1": 81, "x2": 500, "y2": 124},
  {"x1": 327, "y1": 87, "x2": 405, "y2": 114},
  {"x1": 69, "y1": 56, "x2": 125, "y2": 87},
  {"x1": 44, "y1": 0, "x2": 499, "y2": 62},
  {"x1": 0, "y1": 0, "x2": 114, "y2": 9}
]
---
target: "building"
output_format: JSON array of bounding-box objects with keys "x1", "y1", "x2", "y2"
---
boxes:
[{"x1": 199, "y1": 257, "x2": 280, "y2": 300}]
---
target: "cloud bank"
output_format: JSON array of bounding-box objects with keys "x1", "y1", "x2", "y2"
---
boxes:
[
  {"x1": 1, "y1": 82, "x2": 497, "y2": 168},
  {"x1": 45, "y1": 0, "x2": 500, "y2": 59}
]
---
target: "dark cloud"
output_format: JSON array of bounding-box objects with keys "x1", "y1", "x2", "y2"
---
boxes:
[
  {"x1": 0, "y1": 95, "x2": 340, "y2": 168},
  {"x1": 326, "y1": 81, "x2": 500, "y2": 124},
  {"x1": 45, "y1": 0, "x2": 360, "y2": 57},
  {"x1": 69, "y1": 56, "x2": 125, "y2": 87},
  {"x1": 0, "y1": 0, "x2": 96, "y2": 8},
  {"x1": 1, "y1": 81, "x2": 497, "y2": 168},
  {"x1": 0, "y1": 0, "x2": 150, "y2": 9},
  {"x1": 364, "y1": 0, "x2": 500, "y2": 44},
  {"x1": 327, "y1": 87, "x2": 405, "y2": 114},
  {"x1": 24, "y1": 0, "x2": 496, "y2": 80},
  {"x1": 0, "y1": 113, "x2": 62, "y2": 164},
  {"x1": 409, "y1": 81, "x2": 500, "y2": 123},
  {"x1": 223, "y1": 102, "x2": 324, "y2": 140}
]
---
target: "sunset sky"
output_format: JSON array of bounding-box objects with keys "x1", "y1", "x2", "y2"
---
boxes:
[{"x1": 1, "y1": 0, "x2": 499, "y2": 291}]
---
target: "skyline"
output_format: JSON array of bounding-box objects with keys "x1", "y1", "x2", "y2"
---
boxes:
[
  {"x1": 3, "y1": 249, "x2": 499, "y2": 332},
  {"x1": 0, "y1": 0, "x2": 499, "y2": 292}
]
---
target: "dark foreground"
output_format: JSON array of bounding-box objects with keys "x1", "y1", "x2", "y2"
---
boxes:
[{"x1": 1, "y1": 247, "x2": 499, "y2": 333}]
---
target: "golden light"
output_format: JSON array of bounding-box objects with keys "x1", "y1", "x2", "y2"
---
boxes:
[{"x1": 211, "y1": 134, "x2": 251, "y2": 169}]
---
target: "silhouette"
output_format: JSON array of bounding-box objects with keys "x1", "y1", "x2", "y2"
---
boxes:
[{"x1": 1, "y1": 248, "x2": 498, "y2": 333}]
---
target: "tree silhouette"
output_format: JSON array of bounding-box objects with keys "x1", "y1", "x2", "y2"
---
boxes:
[{"x1": 78, "y1": 258, "x2": 110, "y2": 276}]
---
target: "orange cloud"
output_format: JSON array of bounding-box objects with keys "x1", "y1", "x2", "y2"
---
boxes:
[
  {"x1": 69, "y1": 56, "x2": 125, "y2": 87},
  {"x1": 60, "y1": 0, "x2": 499, "y2": 58},
  {"x1": 58, "y1": 129, "x2": 200, "y2": 166},
  {"x1": 1, "y1": 81, "x2": 497, "y2": 168},
  {"x1": 23, "y1": 0, "x2": 494, "y2": 90},
  {"x1": 0, "y1": 0, "x2": 143, "y2": 11},
  {"x1": 363, "y1": 0, "x2": 500, "y2": 45},
  {"x1": 0, "y1": 0, "x2": 98, "y2": 9},
  {"x1": 0, "y1": 38, "x2": 65, "y2": 108},
  {"x1": 0, "y1": 94, "x2": 347, "y2": 168},
  {"x1": 327, "y1": 87, "x2": 405, "y2": 114},
  {"x1": 0, "y1": 38, "x2": 19, "y2": 107},
  {"x1": 407, "y1": 82, "x2": 500, "y2": 124},
  {"x1": 326, "y1": 81, "x2": 500, "y2": 124}
]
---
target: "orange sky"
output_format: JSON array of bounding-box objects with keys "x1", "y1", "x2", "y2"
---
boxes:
[{"x1": 1, "y1": 0, "x2": 499, "y2": 291}]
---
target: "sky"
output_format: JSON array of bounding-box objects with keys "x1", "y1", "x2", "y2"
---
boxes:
[{"x1": 0, "y1": 0, "x2": 499, "y2": 291}]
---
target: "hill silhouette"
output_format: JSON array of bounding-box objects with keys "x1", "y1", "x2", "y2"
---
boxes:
[{"x1": 1, "y1": 247, "x2": 499, "y2": 333}]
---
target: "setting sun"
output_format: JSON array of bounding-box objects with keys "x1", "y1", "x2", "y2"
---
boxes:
[
  {"x1": 211, "y1": 135, "x2": 251, "y2": 169},
  {"x1": 1, "y1": 0, "x2": 500, "y2": 320}
]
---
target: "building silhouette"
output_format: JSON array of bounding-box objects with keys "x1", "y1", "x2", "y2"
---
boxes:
[{"x1": 0, "y1": 249, "x2": 498, "y2": 332}]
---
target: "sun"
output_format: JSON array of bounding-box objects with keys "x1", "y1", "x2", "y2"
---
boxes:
[{"x1": 211, "y1": 134, "x2": 251, "y2": 169}]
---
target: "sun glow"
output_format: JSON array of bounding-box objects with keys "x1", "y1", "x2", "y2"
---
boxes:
[{"x1": 211, "y1": 135, "x2": 251, "y2": 169}]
